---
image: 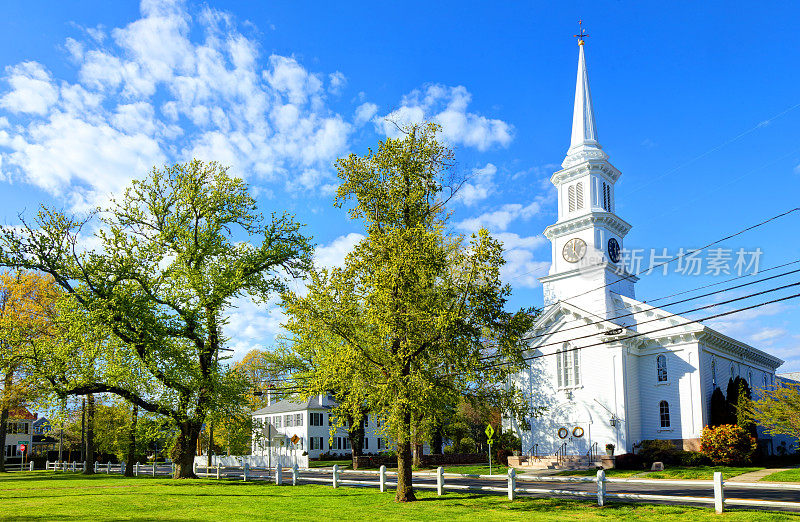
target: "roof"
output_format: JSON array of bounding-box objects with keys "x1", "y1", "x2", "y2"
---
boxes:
[
  {"x1": 252, "y1": 395, "x2": 335, "y2": 416},
  {"x1": 9, "y1": 408, "x2": 36, "y2": 420},
  {"x1": 778, "y1": 372, "x2": 800, "y2": 383}
]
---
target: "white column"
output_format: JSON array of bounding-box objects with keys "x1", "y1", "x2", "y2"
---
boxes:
[
  {"x1": 436, "y1": 466, "x2": 444, "y2": 496},
  {"x1": 508, "y1": 468, "x2": 516, "y2": 501},
  {"x1": 713, "y1": 471, "x2": 724, "y2": 514},
  {"x1": 379, "y1": 465, "x2": 386, "y2": 492},
  {"x1": 596, "y1": 469, "x2": 606, "y2": 506},
  {"x1": 332, "y1": 464, "x2": 339, "y2": 488}
]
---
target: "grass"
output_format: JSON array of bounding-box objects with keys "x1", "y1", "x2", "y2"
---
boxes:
[
  {"x1": 761, "y1": 469, "x2": 800, "y2": 483},
  {"x1": 556, "y1": 466, "x2": 761, "y2": 480},
  {"x1": 308, "y1": 459, "x2": 352, "y2": 469},
  {"x1": 310, "y1": 460, "x2": 509, "y2": 476},
  {"x1": 0, "y1": 471, "x2": 795, "y2": 521}
]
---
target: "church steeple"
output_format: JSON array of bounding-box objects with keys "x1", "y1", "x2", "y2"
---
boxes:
[{"x1": 568, "y1": 43, "x2": 600, "y2": 155}]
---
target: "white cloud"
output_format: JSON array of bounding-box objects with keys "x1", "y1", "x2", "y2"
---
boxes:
[
  {"x1": 456, "y1": 162, "x2": 496, "y2": 206},
  {"x1": 376, "y1": 84, "x2": 513, "y2": 151},
  {"x1": 0, "y1": 62, "x2": 59, "y2": 115},
  {"x1": 0, "y1": 0, "x2": 354, "y2": 209},
  {"x1": 354, "y1": 102, "x2": 378, "y2": 126},
  {"x1": 749, "y1": 327, "x2": 787, "y2": 343},
  {"x1": 328, "y1": 71, "x2": 347, "y2": 94},
  {"x1": 457, "y1": 198, "x2": 544, "y2": 232},
  {"x1": 314, "y1": 232, "x2": 365, "y2": 269}
]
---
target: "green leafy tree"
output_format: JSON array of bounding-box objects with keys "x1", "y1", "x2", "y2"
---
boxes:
[
  {"x1": 0, "y1": 160, "x2": 312, "y2": 477},
  {"x1": 709, "y1": 387, "x2": 727, "y2": 427},
  {"x1": 747, "y1": 380, "x2": 800, "y2": 442},
  {"x1": 281, "y1": 124, "x2": 534, "y2": 501}
]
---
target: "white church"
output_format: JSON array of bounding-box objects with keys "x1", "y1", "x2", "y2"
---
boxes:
[{"x1": 507, "y1": 39, "x2": 784, "y2": 463}]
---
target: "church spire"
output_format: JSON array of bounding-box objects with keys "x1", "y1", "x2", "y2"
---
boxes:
[{"x1": 566, "y1": 33, "x2": 603, "y2": 161}]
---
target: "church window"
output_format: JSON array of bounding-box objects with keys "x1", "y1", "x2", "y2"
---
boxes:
[
  {"x1": 602, "y1": 183, "x2": 609, "y2": 211},
  {"x1": 659, "y1": 401, "x2": 670, "y2": 428},
  {"x1": 762, "y1": 374, "x2": 767, "y2": 389},
  {"x1": 556, "y1": 343, "x2": 580, "y2": 388},
  {"x1": 568, "y1": 185, "x2": 576, "y2": 212},
  {"x1": 747, "y1": 371, "x2": 752, "y2": 385},
  {"x1": 711, "y1": 357, "x2": 716, "y2": 387},
  {"x1": 730, "y1": 364, "x2": 735, "y2": 380},
  {"x1": 656, "y1": 354, "x2": 668, "y2": 382},
  {"x1": 576, "y1": 182, "x2": 584, "y2": 209}
]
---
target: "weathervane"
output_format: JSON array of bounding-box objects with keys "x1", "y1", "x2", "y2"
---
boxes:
[{"x1": 574, "y1": 20, "x2": 589, "y2": 45}]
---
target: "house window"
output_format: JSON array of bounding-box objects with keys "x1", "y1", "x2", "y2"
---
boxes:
[
  {"x1": 576, "y1": 182, "x2": 584, "y2": 209},
  {"x1": 377, "y1": 438, "x2": 385, "y2": 450},
  {"x1": 657, "y1": 354, "x2": 668, "y2": 382},
  {"x1": 659, "y1": 401, "x2": 670, "y2": 428},
  {"x1": 363, "y1": 438, "x2": 369, "y2": 450},
  {"x1": 310, "y1": 413, "x2": 324, "y2": 426},
  {"x1": 363, "y1": 415, "x2": 369, "y2": 428},
  {"x1": 295, "y1": 414, "x2": 303, "y2": 427},
  {"x1": 376, "y1": 418, "x2": 382, "y2": 428},
  {"x1": 284, "y1": 414, "x2": 294, "y2": 428},
  {"x1": 568, "y1": 185, "x2": 576, "y2": 212},
  {"x1": 711, "y1": 357, "x2": 716, "y2": 387},
  {"x1": 556, "y1": 343, "x2": 580, "y2": 388},
  {"x1": 310, "y1": 437, "x2": 323, "y2": 450}
]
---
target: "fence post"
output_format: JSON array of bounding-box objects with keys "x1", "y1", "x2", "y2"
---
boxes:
[
  {"x1": 276, "y1": 463, "x2": 283, "y2": 485},
  {"x1": 436, "y1": 466, "x2": 444, "y2": 496},
  {"x1": 135, "y1": 462, "x2": 139, "y2": 477},
  {"x1": 46, "y1": 460, "x2": 50, "y2": 470},
  {"x1": 596, "y1": 469, "x2": 606, "y2": 507},
  {"x1": 121, "y1": 462, "x2": 125, "y2": 475},
  {"x1": 379, "y1": 465, "x2": 386, "y2": 493},
  {"x1": 106, "y1": 462, "x2": 110, "y2": 474},
  {"x1": 193, "y1": 461, "x2": 197, "y2": 476},
  {"x1": 713, "y1": 471, "x2": 724, "y2": 514},
  {"x1": 292, "y1": 464, "x2": 299, "y2": 486},
  {"x1": 508, "y1": 468, "x2": 516, "y2": 501},
  {"x1": 216, "y1": 465, "x2": 220, "y2": 480},
  {"x1": 332, "y1": 464, "x2": 339, "y2": 489},
  {"x1": 93, "y1": 461, "x2": 97, "y2": 473},
  {"x1": 243, "y1": 463, "x2": 248, "y2": 482}
]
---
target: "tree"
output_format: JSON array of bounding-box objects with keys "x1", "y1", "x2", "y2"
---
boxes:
[
  {"x1": 747, "y1": 380, "x2": 800, "y2": 442},
  {"x1": 0, "y1": 270, "x2": 57, "y2": 471},
  {"x1": 700, "y1": 424, "x2": 756, "y2": 465},
  {"x1": 0, "y1": 160, "x2": 312, "y2": 478},
  {"x1": 709, "y1": 387, "x2": 727, "y2": 427},
  {"x1": 281, "y1": 124, "x2": 534, "y2": 501}
]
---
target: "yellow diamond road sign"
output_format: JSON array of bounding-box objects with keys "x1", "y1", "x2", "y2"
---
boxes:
[
  {"x1": 485, "y1": 424, "x2": 494, "y2": 440},
  {"x1": 291, "y1": 434, "x2": 300, "y2": 445}
]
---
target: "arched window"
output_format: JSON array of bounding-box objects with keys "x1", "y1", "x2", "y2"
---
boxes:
[
  {"x1": 659, "y1": 401, "x2": 670, "y2": 428},
  {"x1": 711, "y1": 357, "x2": 717, "y2": 387},
  {"x1": 568, "y1": 185, "x2": 576, "y2": 212},
  {"x1": 762, "y1": 374, "x2": 768, "y2": 389},
  {"x1": 556, "y1": 343, "x2": 580, "y2": 388},
  {"x1": 576, "y1": 182, "x2": 584, "y2": 209},
  {"x1": 748, "y1": 371, "x2": 752, "y2": 385},
  {"x1": 730, "y1": 364, "x2": 736, "y2": 380},
  {"x1": 656, "y1": 354, "x2": 668, "y2": 382}
]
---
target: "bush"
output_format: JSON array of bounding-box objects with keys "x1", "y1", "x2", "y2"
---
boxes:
[
  {"x1": 674, "y1": 450, "x2": 711, "y2": 467},
  {"x1": 614, "y1": 453, "x2": 644, "y2": 470},
  {"x1": 637, "y1": 439, "x2": 678, "y2": 466},
  {"x1": 700, "y1": 424, "x2": 756, "y2": 465}
]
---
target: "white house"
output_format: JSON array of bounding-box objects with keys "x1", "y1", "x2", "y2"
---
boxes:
[
  {"x1": 507, "y1": 40, "x2": 785, "y2": 461},
  {"x1": 4, "y1": 408, "x2": 35, "y2": 461},
  {"x1": 251, "y1": 394, "x2": 391, "y2": 461}
]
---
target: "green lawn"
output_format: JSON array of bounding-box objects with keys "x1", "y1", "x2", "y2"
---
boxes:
[
  {"x1": 0, "y1": 472, "x2": 794, "y2": 521},
  {"x1": 761, "y1": 469, "x2": 800, "y2": 483},
  {"x1": 309, "y1": 459, "x2": 352, "y2": 468},
  {"x1": 556, "y1": 466, "x2": 761, "y2": 480}
]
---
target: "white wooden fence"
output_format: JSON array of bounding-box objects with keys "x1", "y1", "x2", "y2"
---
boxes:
[{"x1": 40, "y1": 460, "x2": 800, "y2": 514}]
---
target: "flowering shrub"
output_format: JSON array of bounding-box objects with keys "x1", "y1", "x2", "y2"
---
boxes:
[{"x1": 700, "y1": 424, "x2": 757, "y2": 465}]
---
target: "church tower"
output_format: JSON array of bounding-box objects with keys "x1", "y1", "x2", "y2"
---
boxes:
[{"x1": 539, "y1": 38, "x2": 637, "y2": 320}]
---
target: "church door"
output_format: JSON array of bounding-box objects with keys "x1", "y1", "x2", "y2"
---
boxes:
[{"x1": 566, "y1": 422, "x2": 590, "y2": 456}]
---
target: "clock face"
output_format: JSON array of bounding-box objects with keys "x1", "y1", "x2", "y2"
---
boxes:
[
  {"x1": 607, "y1": 238, "x2": 621, "y2": 263},
  {"x1": 562, "y1": 238, "x2": 587, "y2": 263}
]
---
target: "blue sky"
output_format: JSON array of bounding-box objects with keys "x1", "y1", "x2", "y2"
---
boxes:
[{"x1": 0, "y1": 1, "x2": 797, "y2": 372}]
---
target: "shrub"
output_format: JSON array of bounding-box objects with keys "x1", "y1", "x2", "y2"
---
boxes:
[
  {"x1": 700, "y1": 424, "x2": 757, "y2": 465},
  {"x1": 674, "y1": 450, "x2": 711, "y2": 467},
  {"x1": 637, "y1": 439, "x2": 678, "y2": 465},
  {"x1": 614, "y1": 453, "x2": 644, "y2": 470}
]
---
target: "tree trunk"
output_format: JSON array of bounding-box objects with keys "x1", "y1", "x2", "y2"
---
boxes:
[
  {"x1": 348, "y1": 414, "x2": 365, "y2": 470},
  {"x1": 172, "y1": 420, "x2": 201, "y2": 478},
  {"x1": 83, "y1": 394, "x2": 95, "y2": 475},
  {"x1": 124, "y1": 403, "x2": 138, "y2": 477},
  {"x1": 0, "y1": 368, "x2": 12, "y2": 473},
  {"x1": 80, "y1": 397, "x2": 85, "y2": 464},
  {"x1": 395, "y1": 409, "x2": 416, "y2": 502}
]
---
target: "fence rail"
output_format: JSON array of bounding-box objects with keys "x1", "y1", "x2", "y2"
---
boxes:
[{"x1": 37, "y1": 460, "x2": 800, "y2": 514}]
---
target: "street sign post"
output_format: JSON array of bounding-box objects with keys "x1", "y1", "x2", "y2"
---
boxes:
[{"x1": 485, "y1": 425, "x2": 495, "y2": 475}]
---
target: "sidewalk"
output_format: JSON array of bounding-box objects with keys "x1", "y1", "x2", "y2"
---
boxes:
[{"x1": 727, "y1": 467, "x2": 798, "y2": 482}]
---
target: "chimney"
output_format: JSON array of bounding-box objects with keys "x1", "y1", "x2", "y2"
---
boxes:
[
  {"x1": 318, "y1": 393, "x2": 324, "y2": 406},
  {"x1": 266, "y1": 389, "x2": 272, "y2": 406}
]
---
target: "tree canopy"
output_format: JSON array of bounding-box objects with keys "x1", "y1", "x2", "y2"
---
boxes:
[{"x1": 0, "y1": 160, "x2": 312, "y2": 477}]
